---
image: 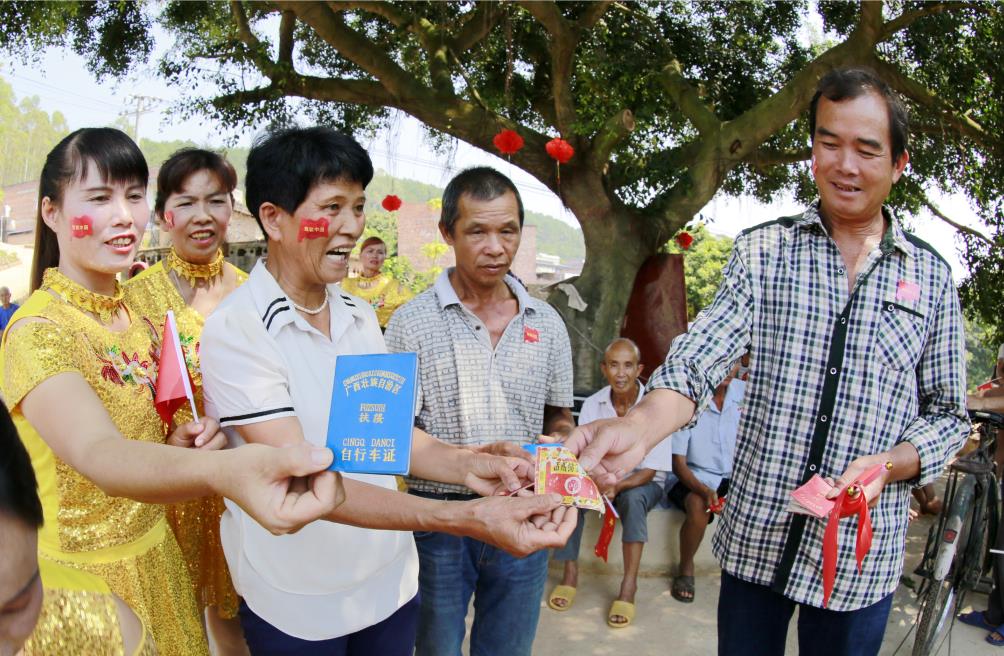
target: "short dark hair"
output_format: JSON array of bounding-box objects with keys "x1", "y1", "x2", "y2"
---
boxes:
[
  {"x1": 809, "y1": 67, "x2": 909, "y2": 164},
  {"x1": 30, "y1": 128, "x2": 148, "y2": 292},
  {"x1": 155, "y1": 148, "x2": 237, "y2": 216},
  {"x1": 0, "y1": 402, "x2": 43, "y2": 529},
  {"x1": 440, "y1": 167, "x2": 524, "y2": 235},
  {"x1": 245, "y1": 127, "x2": 374, "y2": 236}
]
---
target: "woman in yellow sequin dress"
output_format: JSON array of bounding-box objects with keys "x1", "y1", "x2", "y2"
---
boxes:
[
  {"x1": 0, "y1": 400, "x2": 156, "y2": 656},
  {"x1": 125, "y1": 149, "x2": 248, "y2": 655},
  {"x1": 339, "y1": 236, "x2": 412, "y2": 328},
  {"x1": 0, "y1": 128, "x2": 346, "y2": 656}
]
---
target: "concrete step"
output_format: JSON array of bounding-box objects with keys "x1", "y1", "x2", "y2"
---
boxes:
[{"x1": 552, "y1": 506, "x2": 721, "y2": 577}]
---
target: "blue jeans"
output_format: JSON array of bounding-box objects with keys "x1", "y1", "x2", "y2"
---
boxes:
[
  {"x1": 410, "y1": 493, "x2": 548, "y2": 656},
  {"x1": 238, "y1": 595, "x2": 419, "y2": 656},
  {"x1": 717, "y1": 571, "x2": 893, "y2": 656}
]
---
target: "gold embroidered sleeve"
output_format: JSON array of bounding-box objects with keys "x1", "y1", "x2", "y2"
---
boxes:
[{"x1": 2, "y1": 321, "x2": 79, "y2": 407}]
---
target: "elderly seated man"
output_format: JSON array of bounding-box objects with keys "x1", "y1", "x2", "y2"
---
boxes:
[{"x1": 547, "y1": 338, "x2": 673, "y2": 628}]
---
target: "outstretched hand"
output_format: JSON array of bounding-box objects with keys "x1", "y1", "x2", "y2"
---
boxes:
[
  {"x1": 463, "y1": 493, "x2": 578, "y2": 557},
  {"x1": 220, "y1": 442, "x2": 346, "y2": 535},
  {"x1": 563, "y1": 417, "x2": 650, "y2": 488}
]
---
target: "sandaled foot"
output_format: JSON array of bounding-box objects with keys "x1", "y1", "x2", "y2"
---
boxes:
[
  {"x1": 672, "y1": 575, "x2": 695, "y2": 603},
  {"x1": 547, "y1": 584, "x2": 576, "y2": 611},
  {"x1": 607, "y1": 599, "x2": 635, "y2": 628},
  {"x1": 959, "y1": 610, "x2": 995, "y2": 631},
  {"x1": 987, "y1": 628, "x2": 1004, "y2": 647}
]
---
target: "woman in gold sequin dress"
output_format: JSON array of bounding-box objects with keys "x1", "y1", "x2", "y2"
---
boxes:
[
  {"x1": 0, "y1": 128, "x2": 346, "y2": 656},
  {"x1": 125, "y1": 149, "x2": 248, "y2": 655},
  {"x1": 0, "y1": 401, "x2": 156, "y2": 656},
  {"x1": 339, "y1": 236, "x2": 412, "y2": 328}
]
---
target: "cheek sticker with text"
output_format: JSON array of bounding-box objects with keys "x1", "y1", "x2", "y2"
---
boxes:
[
  {"x1": 164, "y1": 210, "x2": 175, "y2": 229},
  {"x1": 298, "y1": 218, "x2": 329, "y2": 241},
  {"x1": 70, "y1": 216, "x2": 93, "y2": 238}
]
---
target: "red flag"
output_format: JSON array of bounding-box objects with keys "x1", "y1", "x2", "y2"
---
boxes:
[
  {"x1": 594, "y1": 500, "x2": 618, "y2": 562},
  {"x1": 155, "y1": 310, "x2": 197, "y2": 425},
  {"x1": 298, "y1": 218, "x2": 329, "y2": 241}
]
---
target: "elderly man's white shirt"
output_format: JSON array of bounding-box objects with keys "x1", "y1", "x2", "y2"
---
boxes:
[{"x1": 201, "y1": 261, "x2": 418, "y2": 640}]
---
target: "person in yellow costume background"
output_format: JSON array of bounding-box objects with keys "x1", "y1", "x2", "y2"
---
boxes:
[
  {"x1": 125, "y1": 148, "x2": 248, "y2": 655},
  {"x1": 340, "y1": 236, "x2": 412, "y2": 328},
  {"x1": 0, "y1": 127, "x2": 347, "y2": 656},
  {"x1": 0, "y1": 399, "x2": 156, "y2": 656}
]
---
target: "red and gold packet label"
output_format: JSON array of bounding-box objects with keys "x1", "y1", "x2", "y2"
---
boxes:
[{"x1": 535, "y1": 446, "x2": 604, "y2": 513}]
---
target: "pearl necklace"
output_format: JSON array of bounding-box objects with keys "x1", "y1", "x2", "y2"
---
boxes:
[{"x1": 290, "y1": 288, "x2": 329, "y2": 315}]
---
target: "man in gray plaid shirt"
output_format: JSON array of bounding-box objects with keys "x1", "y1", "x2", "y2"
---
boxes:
[{"x1": 567, "y1": 67, "x2": 969, "y2": 655}]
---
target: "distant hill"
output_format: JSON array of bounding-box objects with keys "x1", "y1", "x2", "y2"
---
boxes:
[{"x1": 138, "y1": 140, "x2": 585, "y2": 262}]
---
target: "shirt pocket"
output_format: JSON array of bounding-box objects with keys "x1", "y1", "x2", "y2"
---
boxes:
[{"x1": 875, "y1": 302, "x2": 926, "y2": 371}]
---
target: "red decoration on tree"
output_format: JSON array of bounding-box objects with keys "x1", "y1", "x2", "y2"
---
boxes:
[
  {"x1": 493, "y1": 129, "x2": 524, "y2": 156},
  {"x1": 545, "y1": 138, "x2": 574, "y2": 164},
  {"x1": 381, "y1": 194, "x2": 403, "y2": 212},
  {"x1": 675, "y1": 231, "x2": 694, "y2": 250}
]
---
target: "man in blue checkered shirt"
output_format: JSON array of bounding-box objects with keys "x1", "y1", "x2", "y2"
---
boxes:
[{"x1": 567, "y1": 67, "x2": 969, "y2": 656}]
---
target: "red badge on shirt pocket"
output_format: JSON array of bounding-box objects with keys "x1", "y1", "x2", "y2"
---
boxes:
[{"x1": 524, "y1": 326, "x2": 540, "y2": 343}]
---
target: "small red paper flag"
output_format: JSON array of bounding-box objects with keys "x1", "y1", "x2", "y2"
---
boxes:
[
  {"x1": 493, "y1": 129, "x2": 524, "y2": 156},
  {"x1": 381, "y1": 195, "x2": 403, "y2": 212},
  {"x1": 594, "y1": 501, "x2": 618, "y2": 562},
  {"x1": 154, "y1": 310, "x2": 198, "y2": 425}
]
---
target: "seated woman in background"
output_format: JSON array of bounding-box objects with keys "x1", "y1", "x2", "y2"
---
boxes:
[
  {"x1": 125, "y1": 148, "x2": 248, "y2": 655},
  {"x1": 1, "y1": 127, "x2": 344, "y2": 656},
  {"x1": 0, "y1": 399, "x2": 156, "y2": 655}
]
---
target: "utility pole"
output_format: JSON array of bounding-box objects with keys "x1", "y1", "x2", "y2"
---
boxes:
[{"x1": 120, "y1": 95, "x2": 160, "y2": 143}]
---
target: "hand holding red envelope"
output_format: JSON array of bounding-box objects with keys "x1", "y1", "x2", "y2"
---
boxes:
[{"x1": 790, "y1": 461, "x2": 891, "y2": 607}]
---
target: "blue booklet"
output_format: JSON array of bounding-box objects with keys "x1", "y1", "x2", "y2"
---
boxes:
[{"x1": 326, "y1": 352, "x2": 417, "y2": 475}]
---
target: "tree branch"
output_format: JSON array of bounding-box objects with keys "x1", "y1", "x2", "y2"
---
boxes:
[
  {"x1": 746, "y1": 147, "x2": 811, "y2": 173},
  {"x1": 589, "y1": 109, "x2": 635, "y2": 168},
  {"x1": 869, "y1": 56, "x2": 1003, "y2": 156},
  {"x1": 517, "y1": 1, "x2": 578, "y2": 133},
  {"x1": 658, "y1": 59, "x2": 720, "y2": 136},
  {"x1": 277, "y1": 10, "x2": 295, "y2": 66},
  {"x1": 920, "y1": 193, "x2": 995, "y2": 246},
  {"x1": 229, "y1": 1, "x2": 279, "y2": 77},
  {"x1": 277, "y1": 1, "x2": 419, "y2": 100},
  {"x1": 452, "y1": 2, "x2": 500, "y2": 53},
  {"x1": 577, "y1": 1, "x2": 613, "y2": 31},
  {"x1": 879, "y1": 2, "x2": 988, "y2": 41}
]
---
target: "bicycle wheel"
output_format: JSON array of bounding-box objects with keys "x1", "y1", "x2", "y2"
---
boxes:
[{"x1": 913, "y1": 476, "x2": 978, "y2": 656}]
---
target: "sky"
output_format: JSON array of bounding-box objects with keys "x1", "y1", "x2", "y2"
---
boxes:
[{"x1": 1, "y1": 44, "x2": 991, "y2": 280}]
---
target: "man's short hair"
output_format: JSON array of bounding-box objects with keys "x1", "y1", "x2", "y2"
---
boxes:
[
  {"x1": 809, "y1": 67, "x2": 909, "y2": 164},
  {"x1": 0, "y1": 287, "x2": 9, "y2": 295},
  {"x1": 245, "y1": 126, "x2": 374, "y2": 236},
  {"x1": 440, "y1": 167, "x2": 524, "y2": 235}
]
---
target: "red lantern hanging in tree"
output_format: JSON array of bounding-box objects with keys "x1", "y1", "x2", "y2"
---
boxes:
[
  {"x1": 545, "y1": 138, "x2": 574, "y2": 164},
  {"x1": 493, "y1": 129, "x2": 524, "y2": 156},
  {"x1": 381, "y1": 194, "x2": 403, "y2": 212},
  {"x1": 675, "y1": 231, "x2": 694, "y2": 250},
  {"x1": 545, "y1": 137, "x2": 575, "y2": 195}
]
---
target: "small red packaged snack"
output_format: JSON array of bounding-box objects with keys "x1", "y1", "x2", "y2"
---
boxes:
[{"x1": 535, "y1": 446, "x2": 604, "y2": 513}]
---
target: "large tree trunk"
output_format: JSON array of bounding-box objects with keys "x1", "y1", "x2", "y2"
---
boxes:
[{"x1": 545, "y1": 172, "x2": 665, "y2": 394}]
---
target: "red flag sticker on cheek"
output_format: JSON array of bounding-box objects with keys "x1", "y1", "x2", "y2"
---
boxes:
[
  {"x1": 523, "y1": 327, "x2": 540, "y2": 343},
  {"x1": 298, "y1": 218, "x2": 329, "y2": 241},
  {"x1": 70, "y1": 216, "x2": 93, "y2": 238},
  {"x1": 164, "y1": 211, "x2": 175, "y2": 228}
]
